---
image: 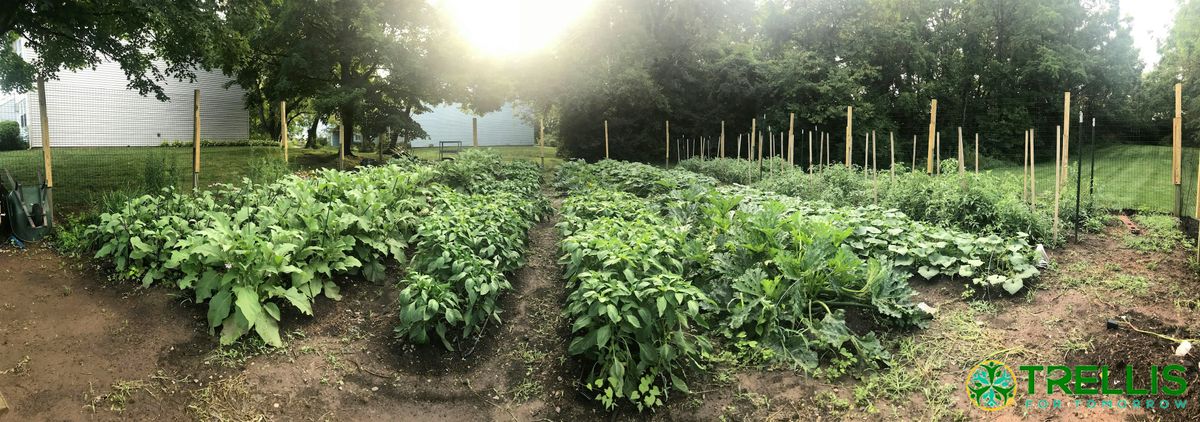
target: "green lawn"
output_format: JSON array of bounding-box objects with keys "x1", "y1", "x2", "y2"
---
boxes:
[
  {"x1": 989, "y1": 144, "x2": 1186, "y2": 213},
  {"x1": 0, "y1": 145, "x2": 561, "y2": 214}
]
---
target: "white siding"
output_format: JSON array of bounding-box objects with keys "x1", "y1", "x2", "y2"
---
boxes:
[
  {"x1": 20, "y1": 40, "x2": 249, "y2": 147},
  {"x1": 411, "y1": 103, "x2": 534, "y2": 147}
]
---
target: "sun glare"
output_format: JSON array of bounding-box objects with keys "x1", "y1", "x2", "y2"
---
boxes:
[{"x1": 435, "y1": 0, "x2": 594, "y2": 57}]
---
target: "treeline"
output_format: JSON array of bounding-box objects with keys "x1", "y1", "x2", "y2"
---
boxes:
[{"x1": 519, "y1": 0, "x2": 1182, "y2": 163}]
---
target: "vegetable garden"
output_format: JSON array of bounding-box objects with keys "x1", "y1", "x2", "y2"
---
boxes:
[{"x1": 5, "y1": 149, "x2": 1199, "y2": 420}]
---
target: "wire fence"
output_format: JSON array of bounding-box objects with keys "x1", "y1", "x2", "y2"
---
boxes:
[{"x1": 0, "y1": 145, "x2": 344, "y2": 214}]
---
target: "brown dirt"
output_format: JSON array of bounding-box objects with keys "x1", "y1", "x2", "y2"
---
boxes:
[{"x1": 3, "y1": 211, "x2": 1199, "y2": 421}]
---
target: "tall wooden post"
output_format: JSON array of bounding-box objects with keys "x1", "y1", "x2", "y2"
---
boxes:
[
  {"x1": 736, "y1": 134, "x2": 742, "y2": 159},
  {"x1": 192, "y1": 89, "x2": 200, "y2": 190},
  {"x1": 604, "y1": 120, "x2": 610, "y2": 159},
  {"x1": 280, "y1": 100, "x2": 288, "y2": 163},
  {"x1": 1062, "y1": 92, "x2": 1072, "y2": 183},
  {"x1": 808, "y1": 129, "x2": 814, "y2": 172},
  {"x1": 845, "y1": 106, "x2": 853, "y2": 167},
  {"x1": 957, "y1": 127, "x2": 965, "y2": 175},
  {"x1": 1174, "y1": 83, "x2": 1184, "y2": 215},
  {"x1": 788, "y1": 113, "x2": 795, "y2": 167},
  {"x1": 1031, "y1": 128, "x2": 1037, "y2": 210},
  {"x1": 540, "y1": 118, "x2": 546, "y2": 168},
  {"x1": 472, "y1": 117, "x2": 479, "y2": 147},
  {"x1": 1023, "y1": 130, "x2": 1030, "y2": 202},
  {"x1": 720, "y1": 120, "x2": 725, "y2": 158},
  {"x1": 750, "y1": 118, "x2": 757, "y2": 162},
  {"x1": 889, "y1": 132, "x2": 895, "y2": 177},
  {"x1": 974, "y1": 133, "x2": 979, "y2": 173},
  {"x1": 871, "y1": 131, "x2": 877, "y2": 172},
  {"x1": 927, "y1": 99, "x2": 938, "y2": 174},
  {"x1": 338, "y1": 124, "x2": 345, "y2": 170},
  {"x1": 36, "y1": 78, "x2": 54, "y2": 219},
  {"x1": 664, "y1": 120, "x2": 670, "y2": 167},
  {"x1": 758, "y1": 131, "x2": 764, "y2": 172},
  {"x1": 863, "y1": 133, "x2": 868, "y2": 171},
  {"x1": 912, "y1": 135, "x2": 917, "y2": 171}
]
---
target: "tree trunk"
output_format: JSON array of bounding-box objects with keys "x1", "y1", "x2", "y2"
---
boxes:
[
  {"x1": 340, "y1": 103, "x2": 356, "y2": 157},
  {"x1": 305, "y1": 112, "x2": 322, "y2": 149}
]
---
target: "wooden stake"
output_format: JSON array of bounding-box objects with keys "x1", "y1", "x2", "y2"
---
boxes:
[
  {"x1": 1062, "y1": 92, "x2": 1073, "y2": 185},
  {"x1": 338, "y1": 124, "x2": 345, "y2": 170},
  {"x1": 1031, "y1": 129, "x2": 1037, "y2": 210},
  {"x1": 871, "y1": 131, "x2": 877, "y2": 172},
  {"x1": 664, "y1": 120, "x2": 670, "y2": 167},
  {"x1": 889, "y1": 132, "x2": 895, "y2": 177},
  {"x1": 192, "y1": 89, "x2": 200, "y2": 189},
  {"x1": 846, "y1": 106, "x2": 853, "y2": 167},
  {"x1": 927, "y1": 99, "x2": 937, "y2": 174},
  {"x1": 36, "y1": 78, "x2": 54, "y2": 188},
  {"x1": 539, "y1": 118, "x2": 545, "y2": 168},
  {"x1": 808, "y1": 129, "x2": 814, "y2": 172},
  {"x1": 750, "y1": 119, "x2": 757, "y2": 162},
  {"x1": 1023, "y1": 130, "x2": 1029, "y2": 202},
  {"x1": 911, "y1": 135, "x2": 917, "y2": 171},
  {"x1": 788, "y1": 113, "x2": 795, "y2": 166},
  {"x1": 957, "y1": 127, "x2": 965, "y2": 175},
  {"x1": 472, "y1": 117, "x2": 479, "y2": 147},
  {"x1": 720, "y1": 120, "x2": 726, "y2": 158},
  {"x1": 604, "y1": 120, "x2": 610, "y2": 159},
  {"x1": 737, "y1": 134, "x2": 742, "y2": 159},
  {"x1": 974, "y1": 133, "x2": 979, "y2": 173},
  {"x1": 758, "y1": 131, "x2": 764, "y2": 172},
  {"x1": 280, "y1": 100, "x2": 288, "y2": 162},
  {"x1": 863, "y1": 133, "x2": 868, "y2": 170}
]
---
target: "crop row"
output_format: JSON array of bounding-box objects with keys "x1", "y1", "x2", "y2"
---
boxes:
[
  {"x1": 679, "y1": 157, "x2": 1099, "y2": 244},
  {"x1": 84, "y1": 150, "x2": 546, "y2": 347},
  {"x1": 556, "y1": 161, "x2": 940, "y2": 410}
]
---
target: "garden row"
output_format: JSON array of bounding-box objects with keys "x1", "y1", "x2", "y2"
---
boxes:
[
  {"x1": 82, "y1": 150, "x2": 547, "y2": 348},
  {"x1": 679, "y1": 157, "x2": 1101, "y2": 244},
  {"x1": 554, "y1": 159, "x2": 1042, "y2": 410}
]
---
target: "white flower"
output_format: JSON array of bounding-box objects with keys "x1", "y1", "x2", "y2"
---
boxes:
[{"x1": 224, "y1": 263, "x2": 232, "y2": 269}]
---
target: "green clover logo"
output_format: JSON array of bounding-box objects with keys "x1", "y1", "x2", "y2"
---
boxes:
[{"x1": 965, "y1": 359, "x2": 1016, "y2": 411}]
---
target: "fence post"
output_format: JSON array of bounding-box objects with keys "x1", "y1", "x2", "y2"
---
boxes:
[
  {"x1": 338, "y1": 124, "x2": 345, "y2": 170},
  {"x1": 719, "y1": 120, "x2": 725, "y2": 158},
  {"x1": 911, "y1": 135, "x2": 916, "y2": 171},
  {"x1": 974, "y1": 133, "x2": 979, "y2": 173},
  {"x1": 192, "y1": 89, "x2": 200, "y2": 191},
  {"x1": 282, "y1": 100, "x2": 289, "y2": 163},
  {"x1": 664, "y1": 120, "x2": 670, "y2": 167},
  {"x1": 472, "y1": 117, "x2": 479, "y2": 148},
  {"x1": 1063, "y1": 92, "x2": 1073, "y2": 186},
  {"x1": 36, "y1": 77, "x2": 54, "y2": 221},
  {"x1": 1023, "y1": 130, "x2": 1030, "y2": 202},
  {"x1": 1031, "y1": 128, "x2": 1037, "y2": 210},
  {"x1": 1175, "y1": 83, "x2": 1184, "y2": 216},
  {"x1": 540, "y1": 118, "x2": 546, "y2": 168},
  {"x1": 889, "y1": 132, "x2": 895, "y2": 177},
  {"x1": 604, "y1": 120, "x2": 610, "y2": 159},
  {"x1": 788, "y1": 113, "x2": 795, "y2": 167},
  {"x1": 927, "y1": 99, "x2": 937, "y2": 174},
  {"x1": 845, "y1": 106, "x2": 853, "y2": 167}
]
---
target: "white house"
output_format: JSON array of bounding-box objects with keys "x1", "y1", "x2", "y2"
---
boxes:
[
  {"x1": 410, "y1": 103, "x2": 534, "y2": 147},
  {"x1": 0, "y1": 38, "x2": 249, "y2": 147}
]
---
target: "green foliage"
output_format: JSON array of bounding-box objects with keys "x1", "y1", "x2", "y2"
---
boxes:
[
  {"x1": 685, "y1": 158, "x2": 1055, "y2": 243},
  {"x1": 245, "y1": 158, "x2": 291, "y2": 184},
  {"x1": 395, "y1": 156, "x2": 549, "y2": 349},
  {"x1": 158, "y1": 139, "x2": 282, "y2": 148},
  {"x1": 84, "y1": 151, "x2": 543, "y2": 348},
  {"x1": 140, "y1": 153, "x2": 182, "y2": 193},
  {"x1": 0, "y1": 120, "x2": 25, "y2": 151},
  {"x1": 558, "y1": 190, "x2": 711, "y2": 411},
  {"x1": 1124, "y1": 214, "x2": 1191, "y2": 253}
]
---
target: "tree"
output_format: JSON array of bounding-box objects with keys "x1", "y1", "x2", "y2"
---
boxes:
[{"x1": 0, "y1": 1, "x2": 226, "y2": 100}]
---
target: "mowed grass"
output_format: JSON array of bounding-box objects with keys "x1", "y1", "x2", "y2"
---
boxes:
[
  {"x1": 989, "y1": 144, "x2": 1184, "y2": 213},
  {"x1": 0, "y1": 144, "x2": 560, "y2": 213}
]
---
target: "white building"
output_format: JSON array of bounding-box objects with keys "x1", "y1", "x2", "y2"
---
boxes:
[
  {"x1": 0, "y1": 38, "x2": 249, "y2": 147},
  {"x1": 410, "y1": 103, "x2": 534, "y2": 147}
]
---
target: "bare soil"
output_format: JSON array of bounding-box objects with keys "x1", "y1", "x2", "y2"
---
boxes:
[{"x1": 1, "y1": 213, "x2": 1198, "y2": 421}]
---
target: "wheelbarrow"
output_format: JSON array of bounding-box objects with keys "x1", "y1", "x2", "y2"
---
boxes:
[{"x1": 1, "y1": 169, "x2": 52, "y2": 242}]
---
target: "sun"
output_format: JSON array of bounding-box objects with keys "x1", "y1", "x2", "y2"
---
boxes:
[{"x1": 434, "y1": 0, "x2": 595, "y2": 57}]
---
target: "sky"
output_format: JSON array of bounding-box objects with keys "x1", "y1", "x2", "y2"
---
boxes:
[{"x1": 1119, "y1": 0, "x2": 1179, "y2": 69}]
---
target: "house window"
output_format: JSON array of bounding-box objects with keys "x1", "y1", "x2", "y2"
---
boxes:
[{"x1": 20, "y1": 114, "x2": 26, "y2": 128}]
